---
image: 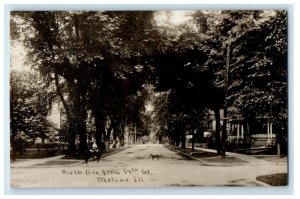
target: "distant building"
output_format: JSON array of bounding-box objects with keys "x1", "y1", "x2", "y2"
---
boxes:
[{"x1": 204, "y1": 109, "x2": 276, "y2": 147}]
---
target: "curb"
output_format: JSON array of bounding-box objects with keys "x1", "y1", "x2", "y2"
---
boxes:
[
  {"x1": 99, "y1": 146, "x2": 132, "y2": 158},
  {"x1": 254, "y1": 179, "x2": 272, "y2": 187},
  {"x1": 167, "y1": 147, "x2": 209, "y2": 165},
  {"x1": 165, "y1": 146, "x2": 247, "y2": 166}
]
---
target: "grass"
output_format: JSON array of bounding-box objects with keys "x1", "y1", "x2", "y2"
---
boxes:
[
  {"x1": 203, "y1": 156, "x2": 248, "y2": 164},
  {"x1": 256, "y1": 173, "x2": 288, "y2": 186},
  {"x1": 33, "y1": 160, "x2": 82, "y2": 166},
  {"x1": 166, "y1": 145, "x2": 247, "y2": 164},
  {"x1": 190, "y1": 151, "x2": 216, "y2": 158},
  {"x1": 14, "y1": 153, "x2": 57, "y2": 159}
]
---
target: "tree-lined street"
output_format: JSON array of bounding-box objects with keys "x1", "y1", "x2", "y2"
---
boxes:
[
  {"x1": 10, "y1": 10, "x2": 288, "y2": 187},
  {"x1": 10, "y1": 144, "x2": 287, "y2": 187}
]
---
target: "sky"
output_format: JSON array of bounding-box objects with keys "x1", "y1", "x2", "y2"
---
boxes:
[
  {"x1": 154, "y1": 10, "x2": 194, "y2": 26},
  {"x1": 10, "y1": 42, "x2": 30, "y2": 71}
]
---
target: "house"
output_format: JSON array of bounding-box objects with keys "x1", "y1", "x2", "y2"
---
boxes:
[{"x1": 205, "y1": 109, "x2": 276, "y2": 147}]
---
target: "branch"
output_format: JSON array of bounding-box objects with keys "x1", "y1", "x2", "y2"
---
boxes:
[{"x1": 54, "y1": 72, "x2": 71, "y2": 120}]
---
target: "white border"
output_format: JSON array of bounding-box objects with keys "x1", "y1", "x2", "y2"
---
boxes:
[{"x1": 1, "y1": 0, "x2": 299, "y2": 198}]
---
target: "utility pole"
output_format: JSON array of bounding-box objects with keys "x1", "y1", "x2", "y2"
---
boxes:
[
  {"x1": 222, "y1": 44, "x2": 230, "y2": 158},
  {"x1": 191, "y1": 128, "x2": 195, "y2": 152}
]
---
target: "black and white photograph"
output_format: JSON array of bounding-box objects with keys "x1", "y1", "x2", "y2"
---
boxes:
[{"x1": 9, "y1": 10, "x2": 288, "y2": 188}]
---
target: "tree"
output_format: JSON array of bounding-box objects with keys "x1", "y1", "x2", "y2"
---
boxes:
[
  {"x1": 11, "y1": 10, "x2": 287, "y2": 158},
  {"x1": 152, "y1": 11, "x2": 215, "y2": 149},
  {"x1": 202, "y1": 10, "x2": 287, "y2": 156},
  {"x1": 11, "y1": 11, "x2": 158, "y2": 155},
  {"x1": 85, "y1": 11, "x2": 157, "y2": 148},
  {"x1": 10, "y1": 70, "x2": 56, "y2": 160},
  {"x1": 226, "y1": 11, "x2": 288, "y2": 156}
]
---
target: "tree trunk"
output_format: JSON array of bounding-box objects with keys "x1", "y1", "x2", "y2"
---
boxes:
[
  {"x1": 10, "y1": 129, "x2": 17, "y2": 161},
  {"x1": 276, "y1": 131, "x2": 282, "y2": 158},
  {"x1": 68, "y1": 120, "x2": 77, "y2": 157},
  {"x1": 191, "y1": 129, "x2": 195, "y2": 152},
  {"x1": 175, "y1": 134, "x2": 180, "y2": 146},
  {"x1": 241, "y1": 120, "x2": 251, "y2": 154},
  {"x1": 181, "y1": 131, "x2": 186, "y2": 149},
  {"x1": 94, "y1": 113, "x2": 106, "y2": 149},
  {"x1": 134, "y1": 123, "x2": 137, "y2": 144},
  {"x1": 119, "y1": 128, "x2": 125, "y2": 147},
  {"x1": 55, "y1": 72, "x2": 88, "y2": 157},
  {"x1": 171, "y1": 136, "x2": 175, "y2": 146},
  {"x1": 277, "y1": 143, "x2": 281, "y2": 158},
  {"x1": 214, "y1": 108, "x2": 221, "y2": 155},
  {"x1": 104, "y1": 121, "x2": 113, "y2": 150},
  {"x1": 120, "y1": 136, "x2": 125, "y2": 147},
  {"x1": 106, "y1": 122, "x2": 113, "y2": 141},
  {"x1": 112, "y1": 139, "x2": 117, "y2": 148},
  {"x1": 221, "y1": 109, "x2": 227, "y2": 158},
  {"x1": 112, "y1": 123, "x2": 118, "y2": 148},
  {"x1": 78, "y1": 120, "x2": 87, "y2": 155}
]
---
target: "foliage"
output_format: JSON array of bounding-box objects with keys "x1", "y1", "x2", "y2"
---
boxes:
[
  {"x1": 11, "y1": 11, "x2": 159, "y2": 153},
  {"x1": 202, "y1": 10, "x2": 287, "y2": 127},
  {"x1": 10, "y1": 10, "x2": 288, "y2": 156},
  {"x1": 152, "y1": 12, "x2": 213, "y2": 146},
  {"x1": 10, "y1": 70, "x2": 56, "y2": 154}
]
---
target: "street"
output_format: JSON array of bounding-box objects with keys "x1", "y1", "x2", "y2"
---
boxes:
[{"x1": 10, "y1": 144, "x2": 287, "y2": 187}]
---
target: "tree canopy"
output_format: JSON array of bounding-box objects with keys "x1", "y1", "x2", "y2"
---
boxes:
[
  {"x1": 10, "y1": 70, "x2": 57, "y2": 159},
  {"x1": 10, "y1": 10, "x2": 288, "y2": 157}
]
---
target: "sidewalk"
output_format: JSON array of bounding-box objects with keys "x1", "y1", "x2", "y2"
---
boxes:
[
  {"x1": 166, "y1": 145, "x2": 278, "y2": 166},
  {"x1": 192, "y1": 147, "x2": 275, "y2": 165},
  {"x1": 10, "y1": 146, "x2": 131, "y2": 168},
  {"x1": 10, "y1": 155, "x2": 67, "y2": 168}
]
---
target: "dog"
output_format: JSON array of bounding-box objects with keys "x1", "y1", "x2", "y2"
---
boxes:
[{"x1": 149, "y1": 154, "x2": 160, "y2": 160}]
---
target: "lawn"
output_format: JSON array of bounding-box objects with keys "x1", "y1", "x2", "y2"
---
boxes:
[
  {"x1": 256, "y1": 173, "x2": 288, "y2": 186},
  {"x1": 33, "y1": 160, "x2": 82, "y2": 166}
]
